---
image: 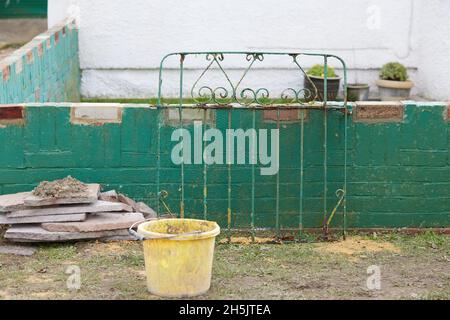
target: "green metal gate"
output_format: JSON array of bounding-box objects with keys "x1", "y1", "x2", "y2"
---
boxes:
[{"x1": 156, "y1": 51, "x2": 349, "y2": 240}]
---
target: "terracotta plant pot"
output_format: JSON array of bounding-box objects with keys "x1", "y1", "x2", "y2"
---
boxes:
[{"x1": 376, "y1": 79, "x2": 413, "y2": 101}]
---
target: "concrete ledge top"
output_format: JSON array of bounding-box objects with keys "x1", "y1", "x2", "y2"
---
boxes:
[
  {"x1": 0, "y1": 101, "x2": 448, "y2": 109},
  {"x1": 0, "y1": 103, "x2": 155, "y2": 109}
]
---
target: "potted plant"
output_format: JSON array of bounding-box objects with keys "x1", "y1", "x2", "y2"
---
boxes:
[
  {"x1": 376, "y1": 62, "x2": 413, "y2": 101},
  {"x1": 347, "y1": 83, "x2": 370, "y2": 101},
  {"x1": 304, "y1": 64, "x2": 341, "y2": 101}
]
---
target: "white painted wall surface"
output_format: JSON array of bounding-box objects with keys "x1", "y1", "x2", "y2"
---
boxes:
[
  {"x1": 48, "y1": 0, "x2": 80, "y2": 27},
  {"x1": 48, "y1": 0, "x2": 450, "y2": 100},
  {"x1": 415, "y1": 0, "x2": 450, "y2": 101}
]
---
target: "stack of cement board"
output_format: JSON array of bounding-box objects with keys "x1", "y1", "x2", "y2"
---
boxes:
[{"x1": 0, "y1": 177, "x2": 155, "y2": 242}]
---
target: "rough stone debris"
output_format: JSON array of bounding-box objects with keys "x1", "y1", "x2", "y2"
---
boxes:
[
  {"x1": 0, "y1": 213, "x2": 87, "y2": 224},
  {"x1": 0, "y1": 179, "x2": 157, "y2": 243},
  {"x1": 24, "y1": 184, "x2": 100, "y2": 207},
  {"x1": 118, "y1": 193, "x2": 137, "y2": 209},
  {"x1": 41, "y1": 212, "x2": 144, "y2": 233},
  {"x1": 117, "y1": 194, "x2": 157, "y2": 218},
  {"x1": 6, "y1": 200, "x2": 133, "y2": 218},
  {"x1": 32, "y1": 176, "x2": 89, "y2": 199},
  {"x1": 99, "y1": 190, "x2": 119, "y2": 202},
  {"x1": 135, "y1": 202, "x2": 157, "y2": 218},
  {"x1": 0, "y1": 244, "x2": 37, "y2": 256},
  {"x1": 0, "y1": 192, "x2": 31, "y2": 212},
  {"x1": 5, "y1": 225, "x2": 131, "y2": 242}
]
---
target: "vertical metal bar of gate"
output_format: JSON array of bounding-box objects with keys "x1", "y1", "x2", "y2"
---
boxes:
[
  {"x1": 298, "y1": 109, "x2": 304, "y2": 237},
  {"x1": 156, "y1": 106, "x2": 161, "y2": 216},
  {"x1": 251, "y1": 109, "x2": 256, "y2": 241},
  {"x1": 179, "y1": 55, "x2": 185, "y2": 218},
  {"x1": 342, "y1": 58, "x2": 348, "y2": 239},
  {"x1": 275, "y1": 106, "x2": 280, "y2": 237},
  {"x1": 343, "y1": 99, "x2": 348, "y2": 239},
  {"x1": 323, "y1": 56, "x2": 328, "y2": 225},
  {"x1": 227, "y1": 109, "x2": 232, "y2": 242},
  {"x1": 203, "y1": 109, "x2": 208, "y2": 220},
  {"x1": 156, "y1": 61, "x2": 163, "y2": 217}
]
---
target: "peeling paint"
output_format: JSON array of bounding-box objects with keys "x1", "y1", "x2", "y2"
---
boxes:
[
  {"x1": 0, "y1": 106, "x2": 24, "y2": 126},
  {"x1": 70, "y1": 106, "x2": 122, "y2": 125},
  {"x1": 263, "y1": 109, "x2": 309, "y2": 122},
  {"x1": 354, "y1": 103, "x2": 404, "y2": 123}
]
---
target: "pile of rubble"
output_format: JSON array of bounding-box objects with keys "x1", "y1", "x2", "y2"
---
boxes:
[{"x1": 0, "y1": 176, "x2": 155, "y2": 242}]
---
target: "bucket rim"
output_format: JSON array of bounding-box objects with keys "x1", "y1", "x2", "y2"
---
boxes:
[{"x1": 137, "y1": 218, "x2": 220, "y2": 241}]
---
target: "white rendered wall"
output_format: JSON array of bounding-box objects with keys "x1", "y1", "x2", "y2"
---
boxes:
[
  {"x1": 415, "y1": 0, "x2": 450, "y2": 101},
  {"x1": 48, "y1": 0, "x2": 449, "y2": 100}
]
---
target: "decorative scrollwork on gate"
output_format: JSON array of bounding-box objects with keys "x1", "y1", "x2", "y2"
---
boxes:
[{"x1": 158, "y1": 51, "x2": 347, "y2": 107}]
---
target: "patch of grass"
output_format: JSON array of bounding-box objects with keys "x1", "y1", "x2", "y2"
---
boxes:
[
  {"x1": 420, "y1": 231, "x2": 448, "y2": 247},
  {"x1": 80, "y1": 97, "x2": 332, "y2": 105},
  {"x1": 81, "y1": 98, "x2": 199, "y2": 105},
  {"x1": 117, "y1": 252, "x2": 145, "y2": 267},
  {"x1": 358, "y1": 230, "x2": 449, "y2": 249},
  {"x1": 82, "y1": 98, "x2": 156, "y2": 104},
  {"x1": 379, "y1": 231, "x2": 450, "y2": 253},
  {"x1": 297, "y1": 231, "x2": 321, "y2": 243},
  {"x1": 38, "y1": 243, "x2": 78, "y2": 261},
  {"x1": 0, "y1": 42, "x2": 24, "y2": 51},
  {"x1": 419, "y1": 291, "x2": 450, "y2": 300}
]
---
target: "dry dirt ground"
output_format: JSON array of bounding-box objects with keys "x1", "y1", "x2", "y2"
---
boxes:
[
  {"x1": 0, "y1": 45, "x2": 19, "y2": 61},
  {"x1": 0, "y1": 232, "x2": 449, "y2": 300},
  {"x1": 0, "y1": 19, "x2": 47, "y2": 61}
]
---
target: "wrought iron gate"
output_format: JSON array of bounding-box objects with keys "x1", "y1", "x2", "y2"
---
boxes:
[{"x1": 155, "y1": 51, "x2": 349, "y2": 240}]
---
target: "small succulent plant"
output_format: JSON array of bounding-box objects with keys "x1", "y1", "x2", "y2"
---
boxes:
[
  {"x1": 379, "y1": 62, "x2": 408, "y2": 81},
  {"x1": 307, "y1": 64, "x2": 338, "y2": 78}
]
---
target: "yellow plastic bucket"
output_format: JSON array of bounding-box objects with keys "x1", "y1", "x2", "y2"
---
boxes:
[{"x1": 135, "y1": 218, "x2": 220, "y2": 297}]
